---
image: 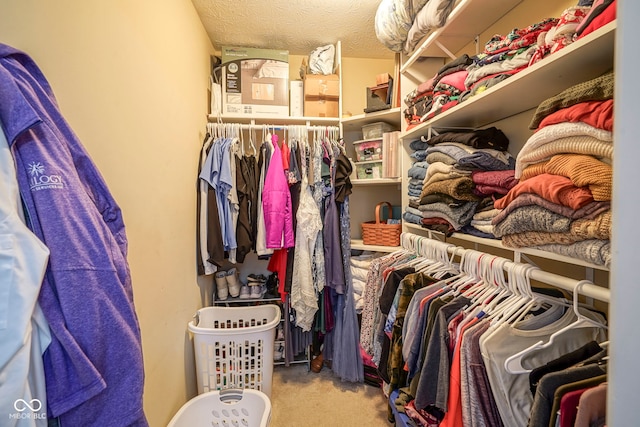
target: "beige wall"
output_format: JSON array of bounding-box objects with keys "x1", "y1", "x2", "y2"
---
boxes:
[
  {"x1": 341, "y1": 57, "x2": 396, "y2": 116},
  {"x1": 0, "y1": 1, "x2": 214, "y2": 426}
]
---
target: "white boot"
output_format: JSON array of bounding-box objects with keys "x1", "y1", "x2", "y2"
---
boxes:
[
  {"x1": 226, "y1": 268, "x2": 241, "y2": 298},
  {"x1": 215, "y1": 270, "x2": 228, "y2": 300}
]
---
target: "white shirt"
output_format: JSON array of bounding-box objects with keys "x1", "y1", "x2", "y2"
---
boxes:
[{"x1": 0, "y1": 124, "x2": 51, "y2": 426}]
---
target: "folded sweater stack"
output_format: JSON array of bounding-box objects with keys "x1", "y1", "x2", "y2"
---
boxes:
[
  {"x1": 493, "y1": 71, "x2": 614, "y2": 267},
  {"x1": 404, "y1": 127, "x2": 516, "y2": 236}
]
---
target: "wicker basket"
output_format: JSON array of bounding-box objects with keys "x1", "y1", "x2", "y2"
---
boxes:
[{"x1": 361, "y1": 201, "x2": 401, "y2": 247}]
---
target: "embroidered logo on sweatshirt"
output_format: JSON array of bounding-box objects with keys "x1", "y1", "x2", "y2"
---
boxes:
[{"x1": 28, "y1": 162, "x2": 64, "y2": 191}]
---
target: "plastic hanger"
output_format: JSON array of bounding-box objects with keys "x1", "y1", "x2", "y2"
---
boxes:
[
  {"x1": 237, "y1": 124, "x2": 245, "y2": 156},
  {"x1": 428, "y1": 249, "x2": 481, "y2": 300},
  {"x1": 461, "y1": 255, "x2": 508, "y2": 313},
  {"x1": 424, "y1": 245, "x2": 461, "y2": 279},
  {"x1": 444, "y1": 249, "x2": 480, "y2": 294},
  {"x1": 408, "y1": 236, "x2": 440, "y2": 270},
  {"x1": 499, "y1": 264, "x2": 547, "y2": 326},
  {"x1": 409, "y1": 236, "x2": 458, "y2": 275},
  {"x1": 482, "y1": 263, "x2": 531, "y2": 326},
  {"x1": 473, "y1": 258, "x2": 514, "y2": 317},
  {"x1": 503, "y1": 280, "x2": 608, "y2": 374},
  {"x1": 249, "y1": 127, "x2": 257, "y2": 156}
]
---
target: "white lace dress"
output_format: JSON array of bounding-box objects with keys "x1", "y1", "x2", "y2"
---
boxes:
[{"x1": 291, "y1": 151, "x2": 323, "y2": 331}]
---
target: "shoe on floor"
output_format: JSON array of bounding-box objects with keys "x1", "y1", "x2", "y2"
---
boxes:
[
  {"x1": 274, "y1": 345, "x2": 284, "y2": 361},
  {"x1": 247, "y1": 273, "x2": 267, "y2": 284},
  {"x1": 239, "y1": 285, "x2": 251, "y2": 299},
  {"x1": 249, "y1": 284, "x2": 262, "y2": 299},
  {"x1": 310, "y1": 353, "x2": 324, "y2": 373}
]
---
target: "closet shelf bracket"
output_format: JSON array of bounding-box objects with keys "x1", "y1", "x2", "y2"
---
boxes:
[{"x1": 434, "y1": 40, "x2": 457, "y2": 60}]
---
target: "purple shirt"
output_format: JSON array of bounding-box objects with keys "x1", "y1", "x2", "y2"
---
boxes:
[{"x1": 0, "y1": 44, "x2": 147, "y2": 426}]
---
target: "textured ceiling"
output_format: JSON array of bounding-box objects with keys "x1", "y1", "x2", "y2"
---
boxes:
[{"x1": 191, "y1": 0, "x2": 394, "y2": 59}]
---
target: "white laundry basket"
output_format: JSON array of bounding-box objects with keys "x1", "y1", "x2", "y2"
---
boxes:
[
  {"x1": 167, "y1": 388, "x2": 271, "y2": 427},
  {"x1": 188, "y1": 305, "x2": 281, "y2": 397}
]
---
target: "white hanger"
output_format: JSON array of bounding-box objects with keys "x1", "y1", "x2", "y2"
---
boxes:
[
  {"x1": 503, "y1": 279, "x2": 608, "y2": 374},
  {"x1": 237, "y1": 124, "x2": 245, "y2": 156},
  {"x1": 428, "y1": 248, "x2": 480, "y2": 300},
  {"x1": 249, "y1": 126, "x2": 257, "y2": 156},
  {"x1": 410, "y1": 236, "x2": 458, "y2": 276},
  {"x1": 408, "y1": 236, "x2": 441, "y2": 270},
  {"x1": 461, "y1": 254, "x2": 507, "y2": 313},
  {"x1": 483, "y1": 263, "x2": 532, "y2": 326},
  {"x1": 500, "y1": 263, "x2": 548, "y2": 326},
  {"x1": 398, "y1": 233, "x2": 419, "y2": 259},
  {"x1": 425, "y1": 243, "x2": 461, "y2": 279}
]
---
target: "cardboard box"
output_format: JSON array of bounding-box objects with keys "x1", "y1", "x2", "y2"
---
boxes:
[
  {"x1": 304, "y1": 74, "x2": 340, "y2": 98},
  {"x1": 221, "y1": 46, "x2": 289, "y2": 117},
  {"x1": 304, "y1": 98, "x2": 339, "y2": 118},
  {"x1": 290, "y1": 80, "x2": 303, "y2": 117},
  {"x1": 376, "y1": 73, "x2": 392, "y2": 85},
  {"x1": 303, "y1": 73, "x2": 339, "y2": 117}
]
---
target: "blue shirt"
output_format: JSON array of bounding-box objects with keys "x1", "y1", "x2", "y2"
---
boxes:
[
  {"x1": 199, "y1": 136, "x2": 236, "y2": 251},
  {"x1": 0, "y1": 44, "x2": 148, "y2": 426}
]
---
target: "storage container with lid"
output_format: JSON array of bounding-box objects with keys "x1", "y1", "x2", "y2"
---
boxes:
[
  {"x1": 361, "y1": 121, "x2": 394, "y2": 140},
  {"x1": 353, "y1": 138, "x2": 383, "y2": 162},
  {"x1": 355, "y1": 160, "x2": 383, "y2": 180}
]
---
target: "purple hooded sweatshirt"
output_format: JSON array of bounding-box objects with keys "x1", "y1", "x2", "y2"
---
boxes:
[{"x1": 0, "y1": 44, "x2": 147, "y2": 426}]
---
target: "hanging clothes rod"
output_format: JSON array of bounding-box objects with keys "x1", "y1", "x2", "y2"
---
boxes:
[
  {"x1": 400, "y1": 232, "x2": 610, "y2": 303},
  {"x1": 208, "y1": 123, "x2": 339, "y2": 131}
]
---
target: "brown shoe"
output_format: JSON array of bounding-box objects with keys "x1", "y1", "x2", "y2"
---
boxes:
[{"x1": 310, "y1": 353, "x2": 324, "y2": 373}]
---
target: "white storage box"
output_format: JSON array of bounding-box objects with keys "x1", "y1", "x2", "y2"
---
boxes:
[
  {"x1": 168, "y1": 388, "x2": 271, "y2": 427},
  {"x1": 189, "y1": 305, "x2": 281, "y2": 398},
  {"x1": 362, "y1": 121, "x2": 394, "y2": 140}
]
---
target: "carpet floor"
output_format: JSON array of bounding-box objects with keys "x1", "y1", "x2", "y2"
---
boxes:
[{"x1": 270, "y1": 363, "x2": 391, "y2": 426}]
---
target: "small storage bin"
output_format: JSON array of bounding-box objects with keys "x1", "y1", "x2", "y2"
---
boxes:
[
  {"x1": 355, "y1": 161, "x2": 383, "y2": 180},
  {"x1": 353, "y1": 138, "x2": 383, "y2": 162},
  {"x1": 188, "y1": 305, "x2": 281, "y2": 398},
  {"x1": 168, "y1": 388, "x2": 271, "y2": 427},
  {"x1": 362, "y1": 121, "x2": 394, "y2": 140}
]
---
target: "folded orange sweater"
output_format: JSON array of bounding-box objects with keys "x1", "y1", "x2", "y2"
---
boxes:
[
  {"x1": 545, "y1": 154, "x2": 612, "y2": 201},
  {"x1": 494, "y1": 173, "x2": 593, "y2": 211},
  {"x1": 520, "y1": 154, "x2": 612, "y2": 201}
]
